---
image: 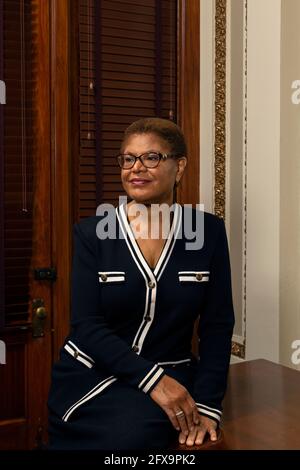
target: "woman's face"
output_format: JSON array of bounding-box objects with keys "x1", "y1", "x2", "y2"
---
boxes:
[{"x1": 120, "y1": 133, "x2": 186, "y2": 205}]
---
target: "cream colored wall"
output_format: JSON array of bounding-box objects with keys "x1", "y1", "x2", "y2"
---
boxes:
[
  {"x1": 200, "y1": 0, "x2": 246, "y2": 346},
  {"x1": 200, "y1": 0, "x2": 300, "y2": 367},
  {"x1": 280, "y1": 0, "x2": 300, "y2": 370},
  {"x1": 246, "y1": 0, "x2": 281, "y2": 362},
  {"x1": 227, "y1": 0, "x2": 244, "y2": 339}
]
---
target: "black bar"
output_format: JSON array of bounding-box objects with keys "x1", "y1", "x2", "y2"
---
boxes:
[{"x1": 0, "y1": 450, "x2": 298, "y2": 466}]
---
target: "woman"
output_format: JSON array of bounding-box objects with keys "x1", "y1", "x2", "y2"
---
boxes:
[{"x1": 48, "y1": 117, "x2": 235, "y2": 450}]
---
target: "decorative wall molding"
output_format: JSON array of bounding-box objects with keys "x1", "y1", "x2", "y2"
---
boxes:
[
  {"x1": 214, "y1": 0, "x2": 227, "y2": 220},
  {"x1": 214, "y1": 0, "x2": 247, "y2": 359},
  {"x1": 241, "y1": 0, "x2": 248, "y2": 359},
  {"x1": 231, "y1": 338, "x2": 245, "y2": 359}
]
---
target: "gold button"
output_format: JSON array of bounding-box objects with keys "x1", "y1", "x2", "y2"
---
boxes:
[
  {"x1": 74, "y1": 351, "x2": 79, "y2": 358},
  {"x1": 196, "y1": 273, "x2": 203, "y2": 281},
  {"x1": 148, "y1": 281, "x2": 155, "y2": 288},
  {"x1": 100, "y1": 274, "x2": 107, "y2": 282}
]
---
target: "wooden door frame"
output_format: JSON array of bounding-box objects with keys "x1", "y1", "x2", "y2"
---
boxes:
[
  {"x1": 0, "y1": 0, "x2": 52, "y2": 449},
  {"x1": 177, "y1": 0, "x2": 200, "y2": 206},
  {"x1": 0, "y1": 0, "x2": 4, "y2": 328},
  {"x1": 50, "y1": 0, "x2": 72, "y2": 359},
  {"x1": 177, "y1": 0, "x2": 200, "y2": 355},
  {"x1": 26, "y1": 0, "x2": 52, "y2": 447}
]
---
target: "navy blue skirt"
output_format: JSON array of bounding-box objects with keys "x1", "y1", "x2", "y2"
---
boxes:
[{"x1": 48, "y1": 364, "x2": 196, "y2": 450}]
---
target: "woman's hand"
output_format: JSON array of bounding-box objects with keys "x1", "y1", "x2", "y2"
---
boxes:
[
  {"x1": 178, "y1": 415, "x2": 218, "y2": 446},
  {"x1": 149, "y1": 375, "x2": 200, "y2": 436}
]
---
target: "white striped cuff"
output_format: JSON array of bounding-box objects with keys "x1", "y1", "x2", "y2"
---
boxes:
[
  {"x1": 196, "y1": 403, "x2": 222, "y2": 423},
  {"x1": 64, "y1": 340, "x2": 95, "y2": 369},
  {"x1": 138, "y1": 365, "x2": 165, "y2": 394}
]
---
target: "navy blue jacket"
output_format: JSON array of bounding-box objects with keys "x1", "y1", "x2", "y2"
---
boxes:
[{"x1": 48, "y1": 203, "x2": 234, "y2": 425}]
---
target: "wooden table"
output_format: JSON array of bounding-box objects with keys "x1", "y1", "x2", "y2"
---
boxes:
[{"x1": 221, "y1": 359, "x2": 300, "y2": 450}]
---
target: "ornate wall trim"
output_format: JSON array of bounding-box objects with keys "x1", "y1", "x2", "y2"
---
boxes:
[
  {"x1": 231, "y1": 340, "x2": 245, "y2": 359},
  {"x1": 214, "y1": 0, "x2": 247, "y2": 359},
  {"x1": 214, "y1": 0, "x2": 226, "y2": 219},
  {"x1": 241, "y1": 0, "x2": 248, "y2": 359}
]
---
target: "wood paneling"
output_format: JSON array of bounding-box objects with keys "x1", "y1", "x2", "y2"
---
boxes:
[
  {"x1": 0, "y1": 0, "x2": 52, "y2": 449},
  {"x1": 177, "y1": 0, "x2": 200, "y2": 206},
  {"x1": 0, "y1": 419, "x2": 27, "y2": 450},
  {"x1": 50, "y1": 0, "x2": 72, "y2": 358},
  {"x1": 0, "y1": 0, "x2": 4, "y2": 328},
  {"x1": 26, "y1": 0, "x2": 52, "y2": 448},
  {"x1": 0, "y1": 330, "x2": 27, "y2": 421}
]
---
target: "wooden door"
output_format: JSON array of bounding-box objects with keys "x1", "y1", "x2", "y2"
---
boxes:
[
  {"x1": 0, "y1": 0, "x2": 200, "y2": 450},
  {"x1": 0, "y1": 0, "x2": 52, "y2": 449}
]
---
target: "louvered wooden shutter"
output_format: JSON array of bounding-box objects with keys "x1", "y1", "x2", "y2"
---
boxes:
[
  {"x1": 0, "y1": 0, "x2": 4, "y2": 327},
  {"x1": 0, "y1": 0, "x2": 37, "y2": 325},
  {"x1": 73, "y1": 0, "x2": 177, "y2": 221}
]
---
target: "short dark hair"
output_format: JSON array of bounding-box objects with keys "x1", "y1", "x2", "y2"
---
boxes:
[{"x1": 121, "y1": 117, "x2": 187, "y2": 157}]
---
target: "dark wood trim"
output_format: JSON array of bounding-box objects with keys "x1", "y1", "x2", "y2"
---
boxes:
[
  {"x1": 177, "y1": 0, "x2": 200, "y2": 206},
  {"x1": 155, "y1": 0, "x2": 162, "y2": 117},
  {"x1": 26, "y1": 0, "x2": 52, "y2": 448},
  {"x1": 70, "y1": 0, "x2": 80, "y2": 223},
  {"x1": 173, "y1": 0, "x2": 178, "y2": 122},
  {"x1": 50, "y1": 0, "x2": 72, "y2": 359},
  {"x1": 95, "y1": 0, "x2": 103, "y2": 206},
  {"x1": 0, "y1": 0, "x2": 53, "y2": 449},
  {"x1": 0, "y1": 0, "x2": 4, "y2": 328}
]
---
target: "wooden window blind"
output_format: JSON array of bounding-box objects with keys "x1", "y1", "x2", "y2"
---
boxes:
[
  {"x1": 0, "y1": 0, "x2": 4, "y2": 327},
  {"x1": 72, "y1": 0, "x2": 177, "y2": 221},
  {"x1": 0, "y1": 0, "x2": 37, "y2": 325}
]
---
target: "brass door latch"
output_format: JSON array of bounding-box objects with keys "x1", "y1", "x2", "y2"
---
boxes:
[{"x1": 32, "y1": 298, "x2": 47, "y2": 338}]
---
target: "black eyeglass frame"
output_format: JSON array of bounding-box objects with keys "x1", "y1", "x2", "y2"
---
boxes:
[{"x1": 116, "y1": 152, "x2": 181, "y2": 169}]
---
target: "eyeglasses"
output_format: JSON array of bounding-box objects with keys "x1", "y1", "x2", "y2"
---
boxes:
[{"x1": 117, "y1": 152, "x2": 177, "y2": 169}]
